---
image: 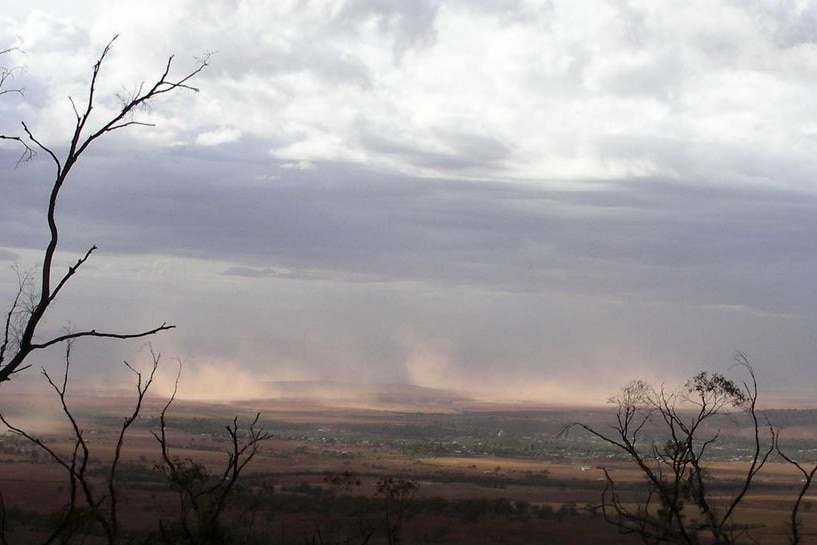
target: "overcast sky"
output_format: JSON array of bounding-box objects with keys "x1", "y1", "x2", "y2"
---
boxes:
[{"x1": 1, "y1": 1, "x2": 817, "y2": 405}]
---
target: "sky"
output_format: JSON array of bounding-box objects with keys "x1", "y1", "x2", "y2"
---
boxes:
[{"x1": 1, "y1": 0, "x2": 817, "y2": 405}]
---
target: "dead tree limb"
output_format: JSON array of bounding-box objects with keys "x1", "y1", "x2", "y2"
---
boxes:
[
  {"x1": 152, "y1": 366, "x2": 272, "y2": 545},
  {"x1": 0, "y1": 342, "x2": 161, "y2": 544},
  {"x1": 0, "y1": 47, "x2": 33, "y2": 165},
  {"x1": 0, "y1": 35, "x2": 208, "y2": 383}
]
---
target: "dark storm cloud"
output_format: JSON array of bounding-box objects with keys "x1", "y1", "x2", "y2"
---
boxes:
[{"x1": 4, "y1": 144, "x2": 816, "y2": 319}]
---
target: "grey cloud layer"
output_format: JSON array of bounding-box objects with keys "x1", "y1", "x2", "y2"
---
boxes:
[{"x1": 4, "y1": 146, "x2": 816, "y2": 319}]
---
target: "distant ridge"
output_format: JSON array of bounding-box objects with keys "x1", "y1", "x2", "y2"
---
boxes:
[
  {"x1": 235, "y1": 380, "x2": 598, "y2": 412},
  {"x1": 251, "y1": 380, "x2": 472, "y2": 410}
]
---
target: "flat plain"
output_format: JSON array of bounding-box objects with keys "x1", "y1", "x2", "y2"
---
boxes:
[{"x1": 0, "y1": 384, "x2": 815, "y2": 544}]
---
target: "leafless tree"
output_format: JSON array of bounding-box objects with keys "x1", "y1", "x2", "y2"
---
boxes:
[
  {"x1": 0, "y1": 35, "x2": 210, "y2": 384},
  {"x1": 0, "y1": 342, "x2": 161, "y2": 544},
  {"x1": 0, "y1": 345, "x2": 270, "y2": 544},
  {"x1": 152, "y1": 366, "x2": 272, "y2": 545},
  {"x1": 0, "y1": 35, "x2": 273, "y2": 545},
  {"x1": 563, "y1": 355, "x2": 775, "y2": 545}
]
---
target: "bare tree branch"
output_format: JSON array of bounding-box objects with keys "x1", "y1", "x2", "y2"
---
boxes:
[
  {"x1": 0, "y1": 35, "x2": 207, "y2": 383},
  {"x1": 0, "y1": 48, "x2": 23, "y2": 98},
  {"x1": 27, "y1": 322, "x2": 176, "y2": 351},
  {"x1": 106, "y1": 347, "x2": 161, "y2": 539},
  {"x1": 777, "y1": 434, "x2": 817, "y2": 545},
  {"x1": 0, "y1": 135, "x2": 34, "y2": 164},
  {"x1": 0, "y1": 343, "x2": 168, "y2": 544},
  {"x1": 152, "y1": 365, "x2": 271, "y2": 545},
  {"x1": 0, "y1": 47, "x2": 33, "y2": 164},
  {"x1": 719, "y1": 354, "x2": 775, "y2": 530}
]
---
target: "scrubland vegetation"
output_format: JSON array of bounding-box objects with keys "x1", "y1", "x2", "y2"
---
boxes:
[{"x1": 0, "y1": 389, "x2": 813, "y2": 544}]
